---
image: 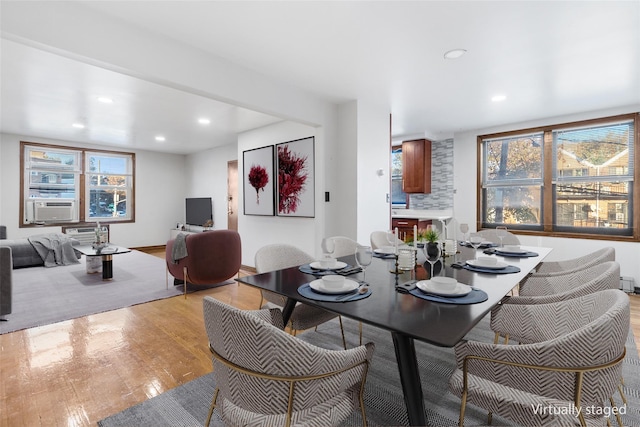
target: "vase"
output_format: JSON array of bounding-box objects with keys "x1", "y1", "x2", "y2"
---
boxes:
[{"x1": 426, "y1": 242, "x2": 440, "y2": 258}]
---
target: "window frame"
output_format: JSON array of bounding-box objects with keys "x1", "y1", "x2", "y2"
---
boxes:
[
  {"x1": 477, "y1": 113, "x2": 640, "y2": 242},
  {"x1": 20, "y1": 141, "x2": 136, "y2": 227}
]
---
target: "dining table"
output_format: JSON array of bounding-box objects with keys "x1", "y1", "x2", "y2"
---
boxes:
[{"x1": 236, "y1": 243, "x2": 552, "y2": 426}]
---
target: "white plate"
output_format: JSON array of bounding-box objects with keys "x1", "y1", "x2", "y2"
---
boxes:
[
  {"x1": 309, "y1": 261, "x2": 348, "y2": 270},
  {"x1": 496, "y1": 248, "x2": 527, "y2": 255},
  {"x1": 374, "y1": 247, "x2": 396, "y2": 255},
  {"x1": 309, "y1": 278, "x2": 359, "y2": 294},
  {"x1": 466, "y1": 259, "x2": 509, "y2": 270},
  {"x1": 416, "y1": 280, "x2": 472, "y2": 297}
]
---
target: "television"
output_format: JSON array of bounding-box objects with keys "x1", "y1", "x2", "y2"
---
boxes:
[{"x1": 185, "y1": 197, "x2": 213, "y2": 227}]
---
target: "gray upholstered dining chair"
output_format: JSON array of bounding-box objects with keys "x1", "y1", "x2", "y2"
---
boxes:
[
  {"x1": 450, "y1": 289, "x2": 629, "y2": 427},
  {"x1": 528, "y1": 246, "x2": 615, "y2": 278},
  {"x1": 329, "y1": 236, "x2": 359, "y2": 258},
  {"x1": 203, "y1": 296, "x2": 374, "y2": 427},
  {"x1": 255, "y1": 243, "x2": 347, "y2": 349}
]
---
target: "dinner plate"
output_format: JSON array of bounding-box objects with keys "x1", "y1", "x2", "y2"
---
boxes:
[
  {"x1": 466, "y1": 259, "x2": 509, "y2": 270},
  {"x1": 374, "y1": 247, "x2": 396, "y2": 255},
  {"x1": 496, "y1": 248, "x2": 527, "y2": 255},
  {"x1": 309, "y1": 261, "x2": 348, "y2": 270},
  {"x1": 416, "y1": 280, "x2": 472, "y2": 297},
  {"x1": 309, "y1": 278, "x2": 359, "y2": 294}
]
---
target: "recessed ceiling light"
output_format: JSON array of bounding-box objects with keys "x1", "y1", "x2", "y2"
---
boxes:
[
  {"x1": 491, "y1": 95, "x2": 507, "y2": 102},
  {"x1": 97, "y1": 97, "x2": 113, "y2": 103},
  {"x1": 444, "y1": 49, "x2": 467, "y2": 59},
  {"x1": 198, "y1": 118, "x2": 211, "y2": 125},
  {"x1": 72, "y1": 123, "x2": 85, "y2": 129},
  {"x1": 155, "y1": 136, "x2": 166, "y2": 142}
]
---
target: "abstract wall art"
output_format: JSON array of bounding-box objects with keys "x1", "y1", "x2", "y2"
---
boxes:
[
  {"x1": 243, "y1": 145, "x2": 275, "y2": 216},
  {"x1": 276, "y1": 136, "x2": 315, "y2": 217}
]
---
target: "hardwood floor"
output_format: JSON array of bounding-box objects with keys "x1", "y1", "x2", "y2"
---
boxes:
[{"x1": 1, "y1": 248, "x2": 639, "y2": 427}]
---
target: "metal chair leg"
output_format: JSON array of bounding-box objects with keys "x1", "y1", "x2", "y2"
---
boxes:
[
  {"x1": 339, "y1": 316, "x2": 346, "y2": 350},
  {"x1": 205, "y1": 388, "x2": 219, "y2": 427}
]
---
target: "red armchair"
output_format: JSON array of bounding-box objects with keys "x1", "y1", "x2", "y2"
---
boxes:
[{"x1": 166, "y1": 230, "x2": 241, "y2": 298}]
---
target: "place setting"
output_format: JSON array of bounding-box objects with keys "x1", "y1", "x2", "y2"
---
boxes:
[
  {"x1": 400, "y1": 276, "x2": 488, "y2": 305},
  {"x1": 456, "y1": 255, "x2": 521, "y2": 274},
  {"x1": 485, "y1": 244, "x2": 539, "y2": 258},
  {"x1": 298, "y1": 245, "x2": 373, "y2": 302},
  {"x1": 298, "y1": 237, "x2": 362, "y2": 276}
]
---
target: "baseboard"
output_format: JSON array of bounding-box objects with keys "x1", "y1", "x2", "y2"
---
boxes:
[
  {"x1": 133, "y1": 245, "x2": 166, "y2": 254},
  {"x1": 241, "y1": 264, "x2": 256, "y2": 274}
]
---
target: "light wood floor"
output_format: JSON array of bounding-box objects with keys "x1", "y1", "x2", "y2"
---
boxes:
[{"x1": 1, "y1": 248, "x2": 639, "y2": 427}]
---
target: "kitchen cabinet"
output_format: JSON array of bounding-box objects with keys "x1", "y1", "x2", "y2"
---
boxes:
[
  {"x1": 402, "y1": 139, "x2": 431, "y2": 193},
  {"x1": 392, "y1": 218, "x2": 432, "y2": 242}
]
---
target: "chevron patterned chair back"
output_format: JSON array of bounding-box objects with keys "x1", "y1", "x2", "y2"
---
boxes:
[
  {"x1": 450, "y1": 289, "x2": 629, "y2": 427},
  {"x1": 202, "y1": 296, "x2": 375, "y2": 427},
  {"x1": 254, "y1": 243, "x2": 348, "y2": 348},
  {"x1": 329, "y1": 236, "x2": 359, "y2": 258},
  {"x1": 530, "y1": 246, "x2": 615, "y2": 277},
  {"x1": 502, "y1": 261, "x2": 620, "y2": 306}
]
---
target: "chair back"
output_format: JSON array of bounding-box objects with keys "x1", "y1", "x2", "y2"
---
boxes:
[
  {"x1": 478, "y1": 229, "x2": 520, "y2": 245},
  {"x1": 534, "y1": 246, "x2": 615, "y2": 275},
  {"x1": 329, "y1": 236, "x2": 358, "y2": 258},
  {"x1": 165, "y1": 230, "x2": 241, "y2": 284},
  {"x1": 370, "y1": 231, "x2": 402, "y2": 250},
  {"x1": 203, "y1": 296, "x2": 372, "y2": 422},
  {"x1": 254, "y1": 244, "x2": 314, "y2": 273}
]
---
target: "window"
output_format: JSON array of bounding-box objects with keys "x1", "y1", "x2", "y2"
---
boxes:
[
  {"x1": 391, "y1": 146, "x2": 407, "y2": 206},
  {"x1": 21, "y1": 142, "x2": 135, "y2": 226},
  {"x1": 480, "y1": 113, "x2": 638, "y2": 240}
]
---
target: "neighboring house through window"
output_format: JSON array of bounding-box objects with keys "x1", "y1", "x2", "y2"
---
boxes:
[
  {"x1": 479, "y1": 113, "x2": 638, "y2": 240},
  {"x1": 21, "y1": 142, "x2": 135, "y2": 226}
]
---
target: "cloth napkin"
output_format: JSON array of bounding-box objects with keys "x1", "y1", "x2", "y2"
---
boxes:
[
  {"x1": 297, "y1": 283, "x2": 371, "y2": 302},
  {"x1": 408, "y1": 287, "x2": 488, "y2": 304}
]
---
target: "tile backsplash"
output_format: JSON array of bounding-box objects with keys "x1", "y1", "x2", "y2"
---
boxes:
[{"x1": 409, "y1": 138, "x2": 453, "y2": 210}]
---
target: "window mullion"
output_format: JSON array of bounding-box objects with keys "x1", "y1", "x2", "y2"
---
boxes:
[{"x1": 543, "y1": 131, "x2": 554, "y2": 232}]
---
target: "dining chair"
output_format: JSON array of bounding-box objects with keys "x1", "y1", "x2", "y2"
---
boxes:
[
  {"x1": 203, "y1": 296, "x2": 374, "y2": 427},
  {"x1": 450, "y1": 289, "x2": 629, "y2": 427},
  {"x1": 255, "y1": 243, "x2": 348, "y2": 349},
  {"x1": 478, "y1": 229, "x2": 520, "y2": 245},
  {"x1": 329, "y1": 236, "x2": 359, "y2": 258},
  {"x1": 370, "y1": 230, "x2": 403, "y2": 250},
  {"x1": 529, "y1": 246, "x2": 615, "y2": 278}
]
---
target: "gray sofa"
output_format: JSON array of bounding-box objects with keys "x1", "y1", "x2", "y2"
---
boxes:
[
  {"x1": 0, "y1": 234, "x2": 81, "y2": 268},
  {"x1": 0, "y1": 246, "x2": 11, "y2": 318}
]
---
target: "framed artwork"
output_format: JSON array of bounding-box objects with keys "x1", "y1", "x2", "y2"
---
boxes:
[
  {"x1": 276, "y1": 136, "x2": 315, "y2": 217},
  {"x1": 243, "y1": 145, "x2": 275, "y2": 216}
]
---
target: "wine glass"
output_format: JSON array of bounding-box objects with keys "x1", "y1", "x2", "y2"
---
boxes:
[
  {"x1": 495, "y1": 226, "x2": 508, "y2": 247},
  {"x1": 468, "y1": 233, "x2": 483, "y2": 259},
  {"x1": 459, "y1": 223, "x2": 469, "y2": 244},
  {"x1": 422, "y1": 241, "x2": 441, "y2": 278},
  {"x1": 355, "y1": 245, "x2": 373, "y2": 283},
  {"x1": 386, "y1": 230, "x2": 398, "y2": 254},
  {"x1": 321, "y1": 237, "x2": 335, "y2": 258}
]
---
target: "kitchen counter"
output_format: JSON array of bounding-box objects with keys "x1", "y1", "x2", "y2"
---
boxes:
[{"x1": 391, "y1": 209, "x2": 453, "y2": 221}]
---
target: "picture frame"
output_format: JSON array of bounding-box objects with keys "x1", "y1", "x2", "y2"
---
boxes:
[
  {"x1": 276, "y1": 136, "x2": 315, "y2": 217},
  {"x1": 243, "y1": 145, "x2": 275, "y2": 216}
]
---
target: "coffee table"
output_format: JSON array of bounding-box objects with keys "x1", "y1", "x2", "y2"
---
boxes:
[{"x1": 74, "y1": 244, "x2": 132, "y2": 280}]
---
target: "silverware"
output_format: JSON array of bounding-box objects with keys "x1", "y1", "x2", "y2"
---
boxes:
[{"x1": 335, "y1": 285, "x2": 369, "y2": 301}]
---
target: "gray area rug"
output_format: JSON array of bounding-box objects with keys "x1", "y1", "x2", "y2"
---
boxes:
[
  {"x1": 98, "y1": 316, "x2": 640, "y2": 427},
  {"x1": 1, "y1": 250, "x2": 184, "y2": 334}
]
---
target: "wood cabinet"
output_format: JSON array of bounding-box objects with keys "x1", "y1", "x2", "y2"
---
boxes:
[
  {"x1": 402, "y1": 139, "x2": 431, "y2": 193},
  {"x1": 392, "y1": 218, "x2": 432, "y2": 242}
]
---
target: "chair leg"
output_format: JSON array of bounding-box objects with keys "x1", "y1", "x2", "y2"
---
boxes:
[
  {"x1": 618, "y1": 379, "x2": 627, "y2": 404},
  {"x1": 610, "y1": 397, "x2": 623, "y2": 427},
  {"x1": 205, "y1": 388, "x2": 219, "y2": 427},
  {"x1": 359, "y1": 321, "x2": 363, "y2": 346},
  {"x1": 183, "y1": 266, "x2": 189, "y2": 299},
  {"x1": 487, "y1": 411, "x2": 493, "y2": 425}
]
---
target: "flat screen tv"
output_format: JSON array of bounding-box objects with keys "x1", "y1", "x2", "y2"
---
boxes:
[{"x1": 185, "y1": 197, "x2": 213, "y2": 227}]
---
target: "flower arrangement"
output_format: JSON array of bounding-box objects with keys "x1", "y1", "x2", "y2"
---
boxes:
[
  {"x1": 248, "y1": 164, "x2": 269, "y2": 204},
  {"x1": 422, "y1": 227, "x2": 439, "y2": 243},
  {"x1": 278, "y1": 145, "x2": 308, "y2": 214}
]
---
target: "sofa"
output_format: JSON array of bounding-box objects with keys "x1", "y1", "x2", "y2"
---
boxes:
[
  {"x1": 0, "y1": 246, "x2": 11, "y2": 318},
  {"x1": 0, "y1": 231, "x2": 81, "y2": 269}
]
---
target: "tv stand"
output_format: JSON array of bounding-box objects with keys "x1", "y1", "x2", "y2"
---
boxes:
[{"x1": 169, "y1": 227, "x2": 213, "y2": 239}]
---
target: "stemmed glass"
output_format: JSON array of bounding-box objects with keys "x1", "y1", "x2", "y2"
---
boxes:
[
  {"x1": 355, "y1": 245, "x2": 373, "y2": 283},
  {"x1": 468, "y1": 233, "x2": 483, "y2": 260},
  {"x1": 321, "y1": 237, "x2": 335, "y2": 259},
  {"x1": 423, "y1": 241, "x2": 441, "y2": 278},
  {"x1": 386, "y1": 230, "x2": 398, "y2": 250},
  {"x1": 496, "y1": 226, "x2": 508, "y2": 247},
  {"x1": 459, "y1": 223, "x2": 469, "y2": 244}
]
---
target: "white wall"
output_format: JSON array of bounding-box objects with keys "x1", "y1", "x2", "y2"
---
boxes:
[
  {"x1": 453, "y1": 106, "x2": 640, "y2": 287},
  {"x1": 237, "y1": 121, "x2": 321, "y2": 267},
  {"x1": 0, "y1": 133, "x2": 186, "y2": 247},
  {"x1": 185, "y1": 142, "x2": 237, "y2": 230}
]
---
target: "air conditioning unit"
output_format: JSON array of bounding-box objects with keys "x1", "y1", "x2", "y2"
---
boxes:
[
  {"x1": 63, "y1": 226, "x2": 109, "y2": 245},
  {"x1": 31, "y1": 200, "x2": 75, "y2": 222}
]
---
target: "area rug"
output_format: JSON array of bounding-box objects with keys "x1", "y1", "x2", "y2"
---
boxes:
[
  {"x1": 97, "y1": 316, "x2": 640, "y2": 427},
  {"x1": 1, "y1": 250, "x2": 229, "y2": 335}
]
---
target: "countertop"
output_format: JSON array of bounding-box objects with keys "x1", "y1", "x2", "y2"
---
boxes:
[{"x1": 391, "y1": 209, "x2": 453, "y2": 221}]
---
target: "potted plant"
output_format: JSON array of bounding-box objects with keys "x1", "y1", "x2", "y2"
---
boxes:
[{"x1": 423, "y1": 228, "x2": 440, "y2": 258}]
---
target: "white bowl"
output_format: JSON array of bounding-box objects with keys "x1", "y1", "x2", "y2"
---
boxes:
[
  {"x1": 476, "y1": 256, "x2": 497, "y2": 266},
  {"x1": 429, "y1": 276, "x2": 457, "y2": 292},
  {"x1": 319, "y1": 258, "x2": 337, "y2": 269},
  {"x1": 381, "y1": 246, "x2": 395, "y2": 254},
  {"x1": 503, "y1": 245, "x2": 521, "y2": 252},
  {"x1": 322, "y1": 275, "x2": 345, "y2": 289}
]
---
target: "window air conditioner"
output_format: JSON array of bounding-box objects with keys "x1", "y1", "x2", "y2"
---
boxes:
[{"x1": 32, "y1": 200, "x2": 75, "y2": 222}]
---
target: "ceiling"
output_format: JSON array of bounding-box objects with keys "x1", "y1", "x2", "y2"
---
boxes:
[{"x1": 1, "y1": 1, "x2": 639, "y2": 155}]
